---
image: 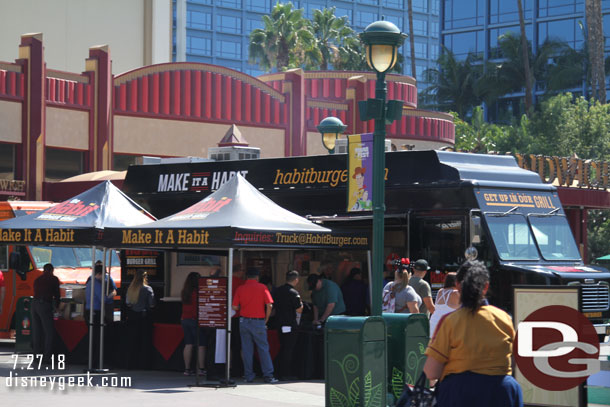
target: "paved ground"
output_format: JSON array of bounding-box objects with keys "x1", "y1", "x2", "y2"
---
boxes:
[{"x1": 0, "y1": 342, "x2": 608, "y2": 407}]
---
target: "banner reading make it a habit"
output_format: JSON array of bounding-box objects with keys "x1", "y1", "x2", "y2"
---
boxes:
[{"x1": 347, "y1": 134, "x2": 374, "y2": 212}]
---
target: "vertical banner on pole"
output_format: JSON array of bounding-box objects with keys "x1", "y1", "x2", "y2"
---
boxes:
[{"x1": 347, "y1": 133, "x2": 374, "y2": 212}]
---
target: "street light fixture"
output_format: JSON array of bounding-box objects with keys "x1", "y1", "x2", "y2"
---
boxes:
[
  {"x1": 359, "y1": 19, "x2": 406, "y2": 316},
  {"x1": 317, "y1": 116, "x2": 347, "y2": 154}
]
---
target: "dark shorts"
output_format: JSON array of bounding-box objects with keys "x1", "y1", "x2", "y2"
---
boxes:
[{"x1": 181, "y1": 318, "x2": 207, "y2": 346}]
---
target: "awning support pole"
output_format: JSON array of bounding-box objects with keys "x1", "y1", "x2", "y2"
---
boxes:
[{"x1": 225, "y1": 248, "x2": 234, "y2": 384}]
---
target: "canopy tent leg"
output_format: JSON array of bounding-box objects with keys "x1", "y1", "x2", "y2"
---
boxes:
[
  {"x1": 87, "y1": 246, "x2": 96, "y2": 372},
  {"x1": 99, "y1": 248, "x2": 107, "y2": 371},
  {"x1": 367, "y1": 250, "x2": 373, "y2": 310},
  {"x1": 225, "y1": 247, "x2": 233, "y2": 384}
]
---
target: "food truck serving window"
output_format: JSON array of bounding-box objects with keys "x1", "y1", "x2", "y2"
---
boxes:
[
  {"x1": 485, "y1": 214, "x2": 540, "y2": 261},
  {"x1": 528, "y1": 215, "x2": 581, "y2": 261}
]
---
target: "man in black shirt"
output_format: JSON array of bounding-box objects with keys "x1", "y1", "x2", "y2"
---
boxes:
[
  {"x1": 32, "y1": 263, "x2": 60, "y2": 363},
  {"x1": 272, "y1": 270, "x2": 303, "y2": 381}
]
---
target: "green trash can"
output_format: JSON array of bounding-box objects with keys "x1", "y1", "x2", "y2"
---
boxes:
[
  {"x1": 383, "y1": 313, "x2": 429, "y2": 402},
  {"x1": 325, "y1": 316, "x2": 386, "y2": 407},
  {"x1": 15, "y1": 296, "x2": 34, "y2": 353}
]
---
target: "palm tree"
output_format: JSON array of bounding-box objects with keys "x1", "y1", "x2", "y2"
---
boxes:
[
  {"x1": 585, "y1": 0, "x2": 606, "y2": 102},
  {"x1": 423, "y1": 47, "x2": 483, "y2": 118},
  {"x1": 248, "y1": 2, "x2": 317, "y2": 72},
  {"x1": 517, "y1": 0, "x2": 533, "y2": 115},
  {"x1": 333, "y1": 35, "x2": 368, "y2": 71},
  {"x1": 311, "y1": 7, "x2": 354, "y2": 70},
  {"x1": 407, "y1": 0, "x2": 416, "y2": 79},
  {"x1": 477, "y1": 33, "x2": 570, "y2": 109}
]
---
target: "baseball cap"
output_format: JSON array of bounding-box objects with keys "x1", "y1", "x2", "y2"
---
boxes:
[
  {"x1": 413, "y1": 259, "x2": 430, "y2": 271},
  {"x1": 246, "y1": 267, "x2": 260, "y2": 277},
  {"x1": 307, "y1": 274, "x2": 321, "y2": 290}
]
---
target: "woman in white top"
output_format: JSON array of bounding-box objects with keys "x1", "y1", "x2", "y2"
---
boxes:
[
  {"x1": 382, "y1": 268, "x2": 421, "y2": 314},
  {"x1": 429, "y1": 272, "x2": 460, "y2": 336}
]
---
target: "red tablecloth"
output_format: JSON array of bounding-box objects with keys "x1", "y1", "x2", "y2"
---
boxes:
[
  {"x1": 152, "y1": 323, "x2": 184, "y2": 361},
  {"x1": 54, "y1": 319, "x2": 88, "y2": 352}
]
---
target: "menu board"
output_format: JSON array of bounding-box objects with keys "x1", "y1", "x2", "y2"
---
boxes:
[{"x1": 198, "y1": 277, "x2": 227, "y2": 328}]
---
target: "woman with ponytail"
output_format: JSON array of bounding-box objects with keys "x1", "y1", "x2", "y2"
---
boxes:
[{"x1": 423, "y1": 260, "x2": 523, "y2": 407}]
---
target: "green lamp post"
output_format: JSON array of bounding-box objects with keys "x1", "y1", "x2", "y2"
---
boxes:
[
  {"x1": 317, "y1": 116, "x2": 347, "y2": 154},
  {"x1": 359, "y1": 20, "x2": 406, "y2": 316}
]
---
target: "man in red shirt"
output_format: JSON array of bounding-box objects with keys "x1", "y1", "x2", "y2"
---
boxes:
[{"x1": 232, "y1": 267, "x2": 278, "y2": 384}]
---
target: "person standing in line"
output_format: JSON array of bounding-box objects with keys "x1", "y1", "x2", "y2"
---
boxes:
[
  {"x1": 232, "y1": 267, "x2": 278, "y2": 384},
  {"x1": 382, "y1": 266, "x2": 420, "y2": 314},
  {"x1": 428, "y1": 272, "x2": 460, "y2": 337},
  {"x1": 85, "y1": 262, "x2": 117, "y2": 365},
  {"x1": 125, "y1": 270, "x2": 155, "y2": 369},
  {"x1": 272, "y1": 270, "x2": 303, "y2": 381},
  {"x1": 181, "y1": 272, "x2": 206, "y2": 376},
  {"x1": 0, "y1": 269, "x2": 5, "y2": 315},
  {"x1": 307, "y1": 274, "x2": 346, "y2": 325},
  {"x1": 341, "y1": 268, "x2": 368, "y2": 316},
  {"x1": 423, "y1": 261, "x2": 523, "y2": 407},
  {"x1": 408, "y1": 259, "x2": 436, "y2": 317},
  {"x1": 32, "y1": 263, "x2": 60, "y2": 364}
]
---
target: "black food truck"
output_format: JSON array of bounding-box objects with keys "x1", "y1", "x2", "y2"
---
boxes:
[{"x1": 122, "y1": 150, "x2": 610, "y2": 342}]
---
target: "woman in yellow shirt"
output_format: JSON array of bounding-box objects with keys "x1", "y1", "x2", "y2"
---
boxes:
[{"x1": 423, "y1": 260, "x2": 523, "y2": 407}]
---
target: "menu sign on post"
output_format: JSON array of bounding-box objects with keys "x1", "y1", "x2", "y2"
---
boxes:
[{"x1": 198, "y1": 277, "x2": 227, "y2": 328}]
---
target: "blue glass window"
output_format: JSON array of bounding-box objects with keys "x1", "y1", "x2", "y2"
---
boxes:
[
  {"x1": 217, "y1": 0, "x2": 240, "y2": 9},
  {"x1": 187, "y1": 9, "x2": 212, "y2": 30},
  {"x1": 443, "y1": 30, "x2": 484, "y2": 59},
  {"x1": 383, "y1": 0, "x2": 403, "y2": 8},
  {"x1": 489, "y1": 25, "x2": 533, "y2": 59},
  {"x1": 413, "y1": 19, "x2": 427, "y2": 36},
  {"x1": 384, "y1": 15, "x2": 403, "y2": 31},
  {"x1": 489, "y1": 0, "x2": 532, "y2": 24},
  {"x1": 355, "y1": 10, "x2": 377, "y2": 28},
  {"x1": 538, "y1": 0, "x2": 583, "y2": 17},
  {"x1": 246, "y1": 0, "x2": 269, "y2": 12},
  {"x1": 188, "y1": 0, "x2": 212, "y2": 4},
  {"x1": 334, "y1": 7, "x2": 353, "y2": 22},
  {"x1": 430, "y1": 21, "x2": 439, "y2": 38},
  {"x1": 413, "y1": 0, "x2": 428, "y2": 13},
  {"x1": 443, "y1": 0, "x2": 484, "y2": 29},
  {"x1": 304, "y1": 2, "x2": 325, "y2": 19},
  {"x1": 217, "y1": 14, "x2": 241, "y2": 34},
  {"x1": 357, "y1": 0, "x2": 378, "y2": 5},
  {"x1": 431, "y1": 0, "x2": 439, "y2": 15},
  {"x1": 245, "y1": 67, "x2": 265, "y2": 77},
  {"x1": 538, "y1": 18, "x2": 584, "y2": 50},
  {"x1": 188, "y1": 36, "x2": 212, "y2": 56},
  {"x1": 247, "y1": 17, "x2": 264, "y2": 32},
  {"x1": 414, "y1": 41, "x2": 428, "y2": 58},
  {"x1": 216, "y1": 39, "x2": 242, "y2": 59},
  {"x1": 430, "y1": 44, "x2": 439, "y2": 60},
  {"x1": 416, "y1": 65, "x2": 427, "y2": 82}
]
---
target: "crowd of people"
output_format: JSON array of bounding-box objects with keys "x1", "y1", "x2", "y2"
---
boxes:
[{"x1": 18, "y1": 255, "x2": 522, "y2": 405}]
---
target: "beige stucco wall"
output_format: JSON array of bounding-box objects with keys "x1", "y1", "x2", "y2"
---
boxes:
[
  {"x1": 0, "y1": 0, "x2": 170, "y2": 75},
  {"x1": 114, "y1": 115, "x2": 287, "y2": 158},
  {"x1": 46, "y1": 107, "x2": 88, "y2": 149},
  {"x1": 306, "y1": 131, "x2": 331, "y2": 156},
  {"x1": 0, "y1": 100, "x2": 21, "y2": 143}
]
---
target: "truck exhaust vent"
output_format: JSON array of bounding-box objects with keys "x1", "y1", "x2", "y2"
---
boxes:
[{"x1": 581, "y1": 283, "x2": 610, "y2": 312}]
